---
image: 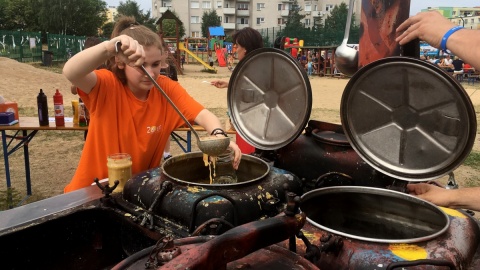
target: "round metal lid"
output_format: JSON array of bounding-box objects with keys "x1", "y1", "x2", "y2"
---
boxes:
[
  {"x1": 228, "y1": 48, "x2": 312, "y2": 150},
  {"x1": 341, "y1": 57, "x2": 477, "y2": 181}
]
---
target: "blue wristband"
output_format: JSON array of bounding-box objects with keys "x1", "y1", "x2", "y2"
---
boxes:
[{"x1": 441, "y1": 26, "x2": 463, "y2": 52}]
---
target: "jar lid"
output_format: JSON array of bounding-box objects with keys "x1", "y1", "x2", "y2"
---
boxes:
[
  {"x1": 227, "y1": 48, "x2": 312, "y2": 150},
  {"x1": 340, "y1": 57, "x2": 477, "y2": 181}
]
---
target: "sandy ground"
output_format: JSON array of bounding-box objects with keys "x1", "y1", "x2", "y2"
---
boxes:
[{"x1": 0, "y1": 57, "x2": 479, "y2": 205}]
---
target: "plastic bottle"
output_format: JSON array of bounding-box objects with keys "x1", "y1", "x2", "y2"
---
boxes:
[
  {"x1": 37, "y1": 89, "x2": 49, "y2": 126},
  {"x1": 53, "y1": 89, "x2": 65, "y2": 126},
  {"x1": 78, "y1": 98, "x2": 87, "y2": 127},
  {"x1": 71, "y1": 100, "x2": 79, "y2": 125}
]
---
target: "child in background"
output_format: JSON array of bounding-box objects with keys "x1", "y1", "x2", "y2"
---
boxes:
[{"x1": 62, "y1": 16, "x2": 241, "y2": 192}]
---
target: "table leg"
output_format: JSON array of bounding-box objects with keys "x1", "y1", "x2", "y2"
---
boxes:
[
  {"x1": 22, "y1": 130, "x2": 32, "y2": 196},
  {"x1": 187, "y1": 131, "x2": 191, "y2": 152},
  {"x1": 1, "y1": 130, "x2": 12, "y2": 188}
]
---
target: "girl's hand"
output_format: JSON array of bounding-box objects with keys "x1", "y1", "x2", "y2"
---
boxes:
[
  {"x1": 228, "y1": 141, "x2": 241, "y2": 169},
  {"x1": 109, "y1": 35, "x2": 145, "y2": 67}
]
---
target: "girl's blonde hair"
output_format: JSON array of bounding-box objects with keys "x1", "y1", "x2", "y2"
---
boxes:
[{"x1": 108, "y1": 16, "x2": 164, "y2": 84}]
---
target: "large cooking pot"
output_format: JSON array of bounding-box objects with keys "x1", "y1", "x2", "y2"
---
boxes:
[
  {"x1": 122, "y1": 152, "x2": 303, "y2": 235},
  {"x1": 293, "y1": 57, "x2": 479, "y2": 269}
]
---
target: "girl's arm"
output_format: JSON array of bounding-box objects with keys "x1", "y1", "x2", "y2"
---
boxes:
[{"x1": 62, "y1": 35, "x2": 145, "y2": 94}]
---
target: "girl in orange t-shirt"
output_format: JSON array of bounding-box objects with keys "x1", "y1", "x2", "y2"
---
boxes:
[{"x1": 62, "y1": 16, "x2": 241, "y2": 192}]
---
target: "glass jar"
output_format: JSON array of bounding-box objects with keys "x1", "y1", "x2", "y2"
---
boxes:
[
  {"x1": 213, "y1": 148, "x2": 237, "y2": 184},
  {"x1": 107, "y1": 153, "x2": 132, "y2": 193}
]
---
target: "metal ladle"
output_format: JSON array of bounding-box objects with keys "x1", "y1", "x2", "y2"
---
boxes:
[
  {"x1": 334, "y1": 0, "x2": 358, "y2": 76},
  {"x1": 140, "y1": 66, "x2": 230, "y2": 156}
]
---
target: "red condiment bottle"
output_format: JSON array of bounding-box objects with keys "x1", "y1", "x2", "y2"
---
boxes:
[{"x1": 53, "y1": 89, "x2": 65, "y2": 126}]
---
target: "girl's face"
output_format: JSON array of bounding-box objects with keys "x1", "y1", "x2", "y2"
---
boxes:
[
  {"x1": 124, "y1": 45, "x2": 165, "y2": 99},
  {"x1": 235, "y1": 43, "x2": 247, "y2": 61}
]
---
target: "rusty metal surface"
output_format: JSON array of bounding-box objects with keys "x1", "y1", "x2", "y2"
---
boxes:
[
  {"x1": 275, "y1": 120, "x2": 402, "y2": 190},
  {"x1": 358, "y1": 0, "x2": 411, "y2": 68},
  {"x1": 122, "y1": 159, "x2": 303, "y2": 235},
  {"x1": 160, "y1": 213, "x2": 307, "y2": 270},
  {"x1": 278, "y1": 210, "x2": 480, "y2": 269}
]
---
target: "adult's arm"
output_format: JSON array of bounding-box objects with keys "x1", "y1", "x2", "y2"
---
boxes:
[
  {"x1": 396, "y1": 11, "x2": 480, "y2": 70},
  {"x1": 63, "y1": 35, "x2": 145, "y2": 94},
  {"x1": 407, "y1": 183, "x2": 480, "y2": 212}
]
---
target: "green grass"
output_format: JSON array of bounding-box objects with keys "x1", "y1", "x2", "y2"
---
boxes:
[{"x1": 464, "y1": 150, "x2": 480, "y2": 168}]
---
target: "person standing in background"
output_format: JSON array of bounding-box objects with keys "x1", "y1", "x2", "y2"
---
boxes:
[{"x1": 210, "y1": 27, "x2": 263, "y2": 154}]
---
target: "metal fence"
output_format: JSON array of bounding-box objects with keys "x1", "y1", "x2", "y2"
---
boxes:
[
  {"x1": 0, "y1": 30, "x2": 107, "y2": 64},
  {"x1": 257, "y1": 26, "x2": 360, "y2": 48},
  {"x1": 0, "y1": 30, "x2": 43, "y2": 62}
]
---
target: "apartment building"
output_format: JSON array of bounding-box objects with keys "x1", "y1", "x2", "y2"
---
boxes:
[
  {"x1": 422, "y1": 7, "x2": 480, "y2": 30},
  {"x1": 151, "y1": 0, "x2": 361, "y2": 37}
]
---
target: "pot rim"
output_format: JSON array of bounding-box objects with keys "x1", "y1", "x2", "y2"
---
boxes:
[
  {"x1": 300, "y1": 186, "x2": 451, "y2": 243},
  {"x1": 161, "y1": 152, "x2": 270, "y2": 187}
]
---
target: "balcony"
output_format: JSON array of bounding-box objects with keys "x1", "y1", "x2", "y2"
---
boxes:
[
  {"x1": 237, "y1": 24, "x2": 250, "y2": 30},
  {"x1": 223, "y1": 23, "x2": 236, "y2": 30},
  {"x1": 223, "y1": 7, "x2": 235, "y2": 14},
  {"x1": 312, "y1": 11, "x2": 325, "y2": 17},
  {"x1": 281, "y1": 9, "x2": 290, "y2": 16},
  {"x1": 237, "y1": 9, "x2": 249, "y2": 17}
]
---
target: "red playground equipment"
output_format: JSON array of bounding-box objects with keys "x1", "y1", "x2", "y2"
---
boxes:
[{"x1": 283, "y1": 37, "x2": 304, "y2": 58}]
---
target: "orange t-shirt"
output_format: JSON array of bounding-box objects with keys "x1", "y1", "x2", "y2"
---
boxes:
[{"x1": 64, "y1": 69, "x2": 204, "y2": 192}]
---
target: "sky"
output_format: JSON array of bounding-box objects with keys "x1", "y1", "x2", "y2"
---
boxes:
[{"x1": 105, "y1": 0, "x2": 479, "y2": 16}]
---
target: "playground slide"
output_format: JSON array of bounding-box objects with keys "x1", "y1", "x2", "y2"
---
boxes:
[
  {"x1": 178, "y1": 42, "x2": 216, "y2": 72},
  {"x1": 216, "y1": 49, "x2": 226, "y2": 67}
]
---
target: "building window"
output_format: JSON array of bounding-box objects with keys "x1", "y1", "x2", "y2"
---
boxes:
[
  {"x1": 314, "y1": 5, "x2": 318, "y2": 11},
  {"x1": 202, "y1": 1, "x2": 211, "y2": 9},
  {"x1": 305, "y1": 4, "x2": 311, "y2": 12},
  {"x1": 277, "y1": 18, "x2": 286, "y2": 25},
  {"x1": 191, "y1": 1, "x2": 199, "y2": 8},
  {"x1": 278, "y1": 4, "x2": 282, "y2": 11},
  {"x1": 237, "y1": 18, "x2": 249, "y2": 24},
  {"x1": 191, "y1": 16, "x2": 200, "y2": 23},
  {"x1": 218, "y1": 16, "x2": 222, "y2": 22},
  {"x1": 305, "y1": 19, "x2": 311, "y2": 26},
  {"x1": 257, "y1": 3, "x2": 265, "y2": 10},
  {"x1": 326, "y1": 4, "x2": 333, "y2": 11},
  {"x1": 471, "y1": 18, "x2": 474, "y2": 24},
  {"x1": 452, "y1": 11, "x2": 456, "y2": 16},
  {"x1": 191, "y1": 31, "x2": 200, "y2": 38},
  {"x1": 238, "y1": 3, "x2": 248, "y2": 10},
  {"x1": 217, "y1": 1, "x2": 222, "y2": 8},
  {"x1": 256, "y1": 17, "x2": 265, "y2": 24}
]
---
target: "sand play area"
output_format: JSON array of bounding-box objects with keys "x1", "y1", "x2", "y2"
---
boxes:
[{"x1": 0, "y1": 57, "x2": 479, "y2": 206}]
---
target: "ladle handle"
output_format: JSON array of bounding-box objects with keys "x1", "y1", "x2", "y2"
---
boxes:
[
  {"x1": 140, "y1": 66, "x2": 201, "y2": 140},
  {"x1": 342, "y1": 0, "x2": 355, "y2": 45}
]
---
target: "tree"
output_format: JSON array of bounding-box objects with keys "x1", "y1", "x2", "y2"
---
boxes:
[
  {"x1": 101, "y1": 21, "x2": 115, "y2": 39},
  {"x1": 323, "y1": 2, "x2": 360, "y2": 45},
  {"x1": 117, "y1": 0, "x2": 157, "y2": 32},
  {"x1": 32, "y1": 0, "x2": 107, "y2": 35},
  {"x1": 201, "y1": 10, "x2": 221, "y2": 38},
  {"x1": 277, "y1": 0, "x2": 308, "y2": 41},
  {"x1": 159, "y1": 11, "x2": 186, "y2": 38},
  {"x1": 2, "y1": 0, "x2": 38, "y2": 31}
]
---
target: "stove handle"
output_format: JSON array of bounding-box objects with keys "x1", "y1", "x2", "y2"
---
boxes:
[{"x1": 386, "y1": 259, "x2": 455, "y2": 270}]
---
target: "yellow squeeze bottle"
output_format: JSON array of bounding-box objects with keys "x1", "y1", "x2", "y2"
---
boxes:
[{"x1": 71, "y1": 100, "x2": 79, "y2": 124}]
